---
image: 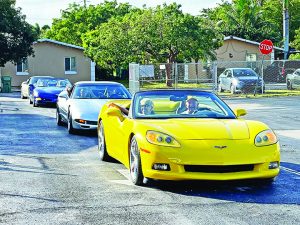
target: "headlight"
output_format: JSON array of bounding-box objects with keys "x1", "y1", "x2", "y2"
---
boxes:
[
  {"x1": 33, "y1": 91, "x2": 39, "y2": 97},
  {"x1": 255, "y1": 129, "x2": 278, "y2": 146},
  {"x1": 146, "y1": 131, "x2": 180, "y2": 147},
  {"x1": 232, "y1": 79, "x2": 238, "y2": 86}
]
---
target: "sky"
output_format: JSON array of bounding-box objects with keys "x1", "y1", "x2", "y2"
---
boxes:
[{"x1": 15, "y1": 0, "x2": 226, "y2": 26}]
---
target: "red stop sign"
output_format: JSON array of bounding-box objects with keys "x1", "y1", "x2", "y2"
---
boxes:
[{"x1": 259, "y1": 39, "x2": 273, "y2": 55}]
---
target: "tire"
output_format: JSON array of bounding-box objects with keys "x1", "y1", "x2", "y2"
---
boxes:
[
  {"x1": 129, "y1": 136, "x2": 144, "y2": 186},
  {"x1": 33, "y1": 99, "x2": 38, "y2": 107},
  {"x1": 67, "y1": 113, "x2": 76, "y2": 134},
  {"x1": 230, "y1": 84, "x2": 236, "y2": 94},
  {"x1": 97, "y1": 121, "x2": 110, "y2": 161},
  {"x1": 287, "y1": 80, "x2": 293, "y2": 90},
  {"x1": 218, "y1": 83, "x2": 224, "y2": 93},
  {"x1": 56, "y1": 108, "x2": 63, "y2": 126}
]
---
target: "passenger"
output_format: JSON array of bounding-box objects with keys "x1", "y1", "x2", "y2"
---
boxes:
[
  {"x1": 139, "y1": 98, "x2": 154, "y2": 115},
  {"x1": 108, "y1": 98, "x2": 154, "y2": 116}
]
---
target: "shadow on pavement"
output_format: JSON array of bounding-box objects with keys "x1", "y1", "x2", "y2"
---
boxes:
[{"x1": 145, "y1": 162, "x2": 300, "y2": 205}]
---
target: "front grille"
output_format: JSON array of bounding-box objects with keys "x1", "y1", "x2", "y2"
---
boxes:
[
  {"x1": 184, "y1": 164, "x2": 254, "y2": 173},
  {"x1": 86, "y1": 121, "x2": 97, "y2": 125}
]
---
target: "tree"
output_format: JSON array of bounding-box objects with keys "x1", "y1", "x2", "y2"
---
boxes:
[
  {"x1": 262, "y1": 0, "x2": 300, "y2": 45},
  {"x1": 202, "y1": 0, "x2": 281, "y2": 44},
  {"x1": 0, "y1": 0, "x2": 36, "y2": 66},
  {"x1": 83, "y1": 3, "x2": 221, "y2": 86},
  {"x1": 44, "y1": 0, "x2": 133, "y2": 46}
]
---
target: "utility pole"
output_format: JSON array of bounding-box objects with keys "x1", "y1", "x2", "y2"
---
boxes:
[{"x1": 283, "y1": 0, "x2": 289, "y2": 60}]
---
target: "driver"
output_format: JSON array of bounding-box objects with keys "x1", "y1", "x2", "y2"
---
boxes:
[{"x1": 181, "y1": 97, "x2": 199, "y2": 114}]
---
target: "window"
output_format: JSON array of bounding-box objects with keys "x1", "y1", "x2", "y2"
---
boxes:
[
  {"x1": 16, "y1": 58, "x2": 29, "y2": 75},
  {"x1": 246, "y1": 53, "x2": 257, "y2": 69},
  {"x1": 65, "y1": 57, "x2": 77, "y2": 74},
  {"x1": 246, "y1": 53, "x2": 257, "y2": 61}
]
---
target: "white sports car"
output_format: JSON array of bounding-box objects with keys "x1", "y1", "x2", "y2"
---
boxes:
[{"x1": 56, "y1": 81, "x2": 131, "y2": 134}]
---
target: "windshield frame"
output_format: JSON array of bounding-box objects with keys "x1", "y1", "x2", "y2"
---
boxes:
[
  {"x1": 70, "y1": 83, "x2": 132, "y2": 100},
  {"x1": 131, "y1": 90, "x2": 236, "y2": 120}
]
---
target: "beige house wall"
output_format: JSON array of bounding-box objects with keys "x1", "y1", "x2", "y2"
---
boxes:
[
  {"x1": 215, "y1": 39, "x2": 271, "y2": 61},
  {"x1": 1, "y1": 42, "x2": 91, "y2": 87}
]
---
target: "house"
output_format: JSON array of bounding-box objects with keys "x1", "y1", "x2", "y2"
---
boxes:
[
  {"x1": 0, "y1": 39, "x2": 95, "y2": 87},
  {"x1": 216, "y1": 36, "x2": 284, "y2": 61},
  {"x1": 183, "y1": 36, "x2": 284, "y2": 81}
]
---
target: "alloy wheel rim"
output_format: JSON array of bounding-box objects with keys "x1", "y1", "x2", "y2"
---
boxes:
[
  {"x1": 68, "y1": 116, "x2": 71, "y2": 131},
  {"x1": 56, "y1": 111, "x2": 59, "y2": 123},
  {"x1": 130, "y1": 138, "x2": 138, "y2": 181},
  {"x1": 98, "y1": 124, "x2": 104, "y2": 154}
]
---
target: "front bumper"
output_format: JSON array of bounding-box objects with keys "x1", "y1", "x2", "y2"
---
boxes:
[
  {"x1": 35, "y1": 97, "x2": 57, "y2": 105},
  {"x1": 72, "y1": 119, "x2": 98, "y2": 130},
  {"x1": 139, "y1": 139, "x2": 280, "y2": 181}
]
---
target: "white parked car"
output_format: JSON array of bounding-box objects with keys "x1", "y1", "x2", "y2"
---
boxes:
[
  {"x1": 286, "y1": 69, "x2": 300, "y2": 90},
  {"x1": 56, "y1": 81, "x2": 131, "y2": 134}
]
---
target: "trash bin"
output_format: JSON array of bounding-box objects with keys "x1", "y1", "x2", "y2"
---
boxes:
[{"x1": 1, "y1": 76, "x2": 12, "y2": 93}]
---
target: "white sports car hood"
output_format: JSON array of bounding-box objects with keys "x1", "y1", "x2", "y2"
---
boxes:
[{"x1": 70, "y1": 99, "x2": 109, "y2": 121}]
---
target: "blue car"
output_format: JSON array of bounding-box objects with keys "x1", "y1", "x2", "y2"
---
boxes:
[{"x1": 33, "y1": 78, "x2": 72, "y2": 107}]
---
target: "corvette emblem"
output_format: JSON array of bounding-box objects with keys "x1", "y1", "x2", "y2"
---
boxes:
[{"x1": 214, "y1": 145, "x2": 227, "y2": 149}]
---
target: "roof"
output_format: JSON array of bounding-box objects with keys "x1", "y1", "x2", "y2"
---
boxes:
[
  {"x1": 34, "y1": 39, "x2": 84, "y2": 50},
  {"x1": 224, "y1": 36, "x2": 284, "y2": 51}
]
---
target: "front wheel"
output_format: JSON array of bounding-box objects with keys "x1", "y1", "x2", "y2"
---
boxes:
[
  {"x1": 287, "y1": 80, "x2": 293, "y2": 90},
  {"x1": 218, "y1": 83, "x2": 224, "y2": 93},
  {"x1": 33, "y1": 98, "x2": 38, "y2": 107},
  {"x1": 230, "y1": 84, "x2": 236, "y2": 94},
  {"x1": 56, "y1": 108, "x2": 63, "y2": 126},
  {"x1": 129, "y1": 136, "x2": 144, "y2": 185},
  {"x1": 97, "y1": 121, "x2": 110, "y2": 161},
  {"x1": 67, "y1": 113, "x2": 76, "y2": 134}
]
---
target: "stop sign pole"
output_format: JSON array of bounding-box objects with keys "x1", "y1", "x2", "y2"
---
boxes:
[{"x1": 256, "y1": 40, "x2": 274, "y2": 95}]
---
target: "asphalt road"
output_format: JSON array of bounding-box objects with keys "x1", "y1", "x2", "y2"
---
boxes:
[{"x1": 0, "y1": 92, "x2": 299, "y2": 225}]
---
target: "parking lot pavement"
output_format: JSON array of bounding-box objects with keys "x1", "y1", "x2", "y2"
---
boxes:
[{"x1": 1, "y1": 92, "x2": 300, "y2": 225}]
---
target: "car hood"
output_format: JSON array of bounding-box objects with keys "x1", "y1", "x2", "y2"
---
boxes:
[
  {"x1": 35, "y1": 87, "x2": 65, "y2": 95},
  {"x1": 236, "y1": 76, "x2": 261, "y2": 81},
  {"x1": 139, "y1": 119, "x2": 250, "y2": 140},
  {"x1": 70, "y1": 99, "x2": 110, "y2": 121}
]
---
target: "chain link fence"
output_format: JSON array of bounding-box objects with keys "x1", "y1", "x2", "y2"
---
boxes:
[{"x1": 129, "y1": 60, "x2": 300, "y2": 96}]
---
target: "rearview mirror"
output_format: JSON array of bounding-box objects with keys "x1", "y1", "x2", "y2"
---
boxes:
[
  {"x1": 106, "y1": 107, "x2": 125, "y2": 122},
  {"x1": 234, "y1": 108, "x2": 247, "y2": 117}
]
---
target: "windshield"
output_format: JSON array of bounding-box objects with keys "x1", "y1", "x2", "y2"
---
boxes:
[
  {"x1": 36, "y1": 78, "x2": 71, "y2": 87},
  {"x1": 233, "y1": 69, "x2": 258, "y2": 77},
  {"x1": 72, "y1": 84, "x2": 131, "y2": 99},
  {"x1": 132, "y1": 90, "x2": 236, "y2": 119}
]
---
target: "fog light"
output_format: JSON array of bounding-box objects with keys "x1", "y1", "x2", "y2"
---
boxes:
[
  {"x1": 269, "y1": 162, "x2": 279, "y2": 169},
  {"x1": 152, "y1": 163, "x2": 170, "y2": 171},
  {"x1": 36, "y1": 97, "x2": 41, "y2": 101}
]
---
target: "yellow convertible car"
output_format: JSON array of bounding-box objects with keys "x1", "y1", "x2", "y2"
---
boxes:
[{"x1": 97, "y1": 90, "x2": 280, "y2": 185}]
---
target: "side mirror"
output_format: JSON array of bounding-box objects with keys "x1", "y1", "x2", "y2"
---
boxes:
[
  {"x1": 58, "y1": 92, "x2": 68, "y2": 99},
  {"x1": 66, "y1": 87, "x2": 72, "y2": 96},
  {"x1": 234, "y1": 108, "x2": 247, "y2": 117},
  {"x1": 106, "y1": 107, "x2": 125, "y2": 122}
]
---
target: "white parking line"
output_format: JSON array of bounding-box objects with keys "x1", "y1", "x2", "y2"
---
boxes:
[
  {"x1": 110, "y1": 169, "x2": 133, "y2": 186},
  {"x1": 281, "y1": 166, "x2": 300, "y2": 176}
]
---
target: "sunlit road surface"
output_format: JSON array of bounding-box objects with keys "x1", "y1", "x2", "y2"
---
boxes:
[{"x1": 0, "y1": 92, "x2": 299, "y2": 225}]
